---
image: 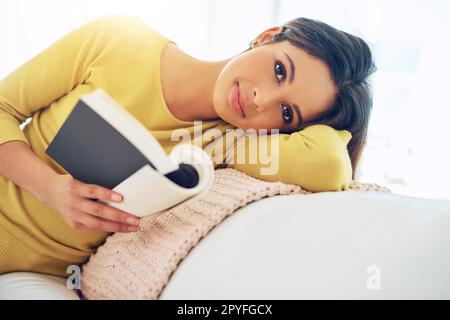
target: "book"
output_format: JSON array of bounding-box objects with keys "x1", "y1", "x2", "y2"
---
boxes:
[{"x1": 45, "y1": 88, "x2": 214, "y2": 218}]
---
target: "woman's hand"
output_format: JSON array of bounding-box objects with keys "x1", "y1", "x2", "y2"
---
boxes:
[{"x1": 43, "y1": 174, "x2": 140, "y2": 233}]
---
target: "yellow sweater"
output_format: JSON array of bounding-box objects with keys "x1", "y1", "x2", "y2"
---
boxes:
[{"x1": 0, "y1": 15, "x2": 352, "y2": 276}]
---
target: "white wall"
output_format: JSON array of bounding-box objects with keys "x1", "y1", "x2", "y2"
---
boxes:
[{"x1": 1, "y1": 0, "x2": 449, "y2": 200}]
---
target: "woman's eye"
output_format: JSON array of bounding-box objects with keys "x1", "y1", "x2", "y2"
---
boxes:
[
  {"x1": 274, "y1": 61, "x2": 286, "y2": 83},
  {"x1": 281, "y1": 104, "x2": 293, "y2": 124},
  {"x1": 275, "y1": 61, "x2": 292, "y2": 125}
]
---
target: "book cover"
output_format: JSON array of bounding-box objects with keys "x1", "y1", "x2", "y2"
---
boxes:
[{"x1": 45, "y1": 88, "x2": 214, "y2": 217}]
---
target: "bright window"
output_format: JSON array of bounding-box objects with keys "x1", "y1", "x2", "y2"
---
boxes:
[{"x1": 2, "y1": 0, "x2": 449, "y2": 200}]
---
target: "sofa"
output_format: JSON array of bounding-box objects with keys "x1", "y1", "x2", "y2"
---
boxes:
[{"x1": 1, "y1": 189, "x2": 449, "y2": 299}]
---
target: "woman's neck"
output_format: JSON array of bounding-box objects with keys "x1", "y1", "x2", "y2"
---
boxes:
[{"x1": 161, "y1": 43, "x2": 230, "y2": 122}]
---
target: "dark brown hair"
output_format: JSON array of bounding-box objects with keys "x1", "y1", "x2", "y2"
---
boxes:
[{"x1": 251, "y1": 18, "x2": 377, "y2": 180}]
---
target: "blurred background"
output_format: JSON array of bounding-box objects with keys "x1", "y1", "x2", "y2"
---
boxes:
[{"x1": 1, "y1": 0, "x2": 449, "y2": 200}]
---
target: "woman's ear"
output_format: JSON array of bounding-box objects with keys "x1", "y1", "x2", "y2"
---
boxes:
[{"x1": 251, "y1": 26, "x2": 284, "y2": 48}]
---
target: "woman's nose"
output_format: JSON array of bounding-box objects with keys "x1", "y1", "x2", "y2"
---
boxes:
[
  {"x1": 253, "y1": 89, "x2": 264, "y2": 112},
  {"x1": 253, "y1": 89, "x2": 276, "y2": 112}
]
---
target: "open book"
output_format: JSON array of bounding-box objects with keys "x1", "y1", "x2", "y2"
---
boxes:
[{"x1": 45, "y1": 88, "x2": 214, "y2": 218}]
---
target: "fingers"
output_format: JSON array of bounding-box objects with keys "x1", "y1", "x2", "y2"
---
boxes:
[
  {"x1": 71, "y1": 222, "x2": 90, "y2": 231},
  {"x1": 71, "y1": 181, "x2": 124, "y2": 204},
  {"x1": 78, "y1": 198, "x2": 140, "y2": 227},
  {"x1": 70, "y1": 180, "x2": 140, "y2": 227},
  {"x1": 71, "y1": 210, "x2": 139, "y2": 233}
]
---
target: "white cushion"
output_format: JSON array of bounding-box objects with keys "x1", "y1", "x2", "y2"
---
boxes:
[
  {"x1": 160, "y1": 191, "x2": 450, "y2": 299},
  {"x1": 0, "y1": 272, "x2": 80, "y2": 300},
  {"x1": 2, "y1": 191, "x2": 449, "y2": 299}
]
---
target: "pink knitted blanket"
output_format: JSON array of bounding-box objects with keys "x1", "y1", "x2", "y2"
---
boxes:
[{"x1": 80, "y1": 168, "x2": 390, "y2": 300}]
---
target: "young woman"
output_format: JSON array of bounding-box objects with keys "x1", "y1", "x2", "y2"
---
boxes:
[{"x1": 0, "y1": 15, "x2": 376, "y2": 276}]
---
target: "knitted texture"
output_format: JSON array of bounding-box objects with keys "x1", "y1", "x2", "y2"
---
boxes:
[{"x1": 80, "y1": 168, "x2": 391, "y2": 300}]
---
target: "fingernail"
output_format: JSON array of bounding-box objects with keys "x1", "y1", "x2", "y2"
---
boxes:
[
  {"x1": 128, "y1": 226, "x2": 138, "y2": 232},
  {"x1": 111, "y1": 194, "x2": 122, "y2": 202},
  {"x1": 126, "y1": 217, "x2": 138, "y2": 226}
]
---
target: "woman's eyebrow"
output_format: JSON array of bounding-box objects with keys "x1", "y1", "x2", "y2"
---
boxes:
[
  {"x1": 292, "y1": 103, "x2": 303, "y2": 130},
  {"x1": 282, "y1": 51, "x2": 295, "y2": 84}
]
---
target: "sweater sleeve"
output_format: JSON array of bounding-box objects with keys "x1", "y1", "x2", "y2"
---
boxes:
[
  {"x1": 225, "y1": 124, "x2": 353, "y2": 192},
  {"x1": 0, "y1": 14, "x2": 137, "y2": 146}
]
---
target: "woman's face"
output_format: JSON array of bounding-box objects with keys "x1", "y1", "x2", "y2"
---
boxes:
[{"x1": 213, "y1": 31, "x2": 337, "y2": 133}]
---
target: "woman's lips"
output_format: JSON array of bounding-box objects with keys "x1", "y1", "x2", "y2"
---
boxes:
[
  {"x1": 238, "y1": 84, "x2": 246, "y2": 116},
  {"x1": 229, "y1": 83, "x2": 245, "y2": 118}
]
